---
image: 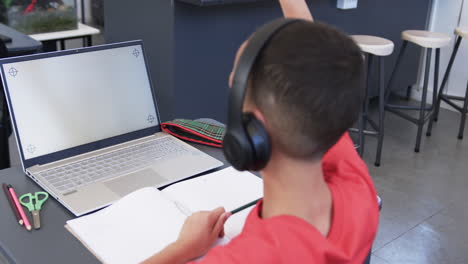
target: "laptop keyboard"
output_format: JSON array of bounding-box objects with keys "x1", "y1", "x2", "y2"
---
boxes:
[{"x1": 37, "y1": 137, "x2": 189, "y2": 195}]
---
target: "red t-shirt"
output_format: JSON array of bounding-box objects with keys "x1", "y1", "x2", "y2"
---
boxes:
[{"x1": 191, "y1": 133, "x2": 379, "y2": 264}]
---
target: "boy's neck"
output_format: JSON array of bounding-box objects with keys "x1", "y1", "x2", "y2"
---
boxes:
[{"x1": 261, "y1": 153, "x2": 333, "y2": 237}]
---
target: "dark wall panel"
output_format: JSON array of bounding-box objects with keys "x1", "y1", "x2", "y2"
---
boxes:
[
  {"x1": 104, "y1": 0, "x2": 432, "y2": 122},
  {"x1": 172, "y1": 0, "x2": 432, "y2": 122},
  {"x1": 173, "y1": 1, "x2": 281, "y2": 122}
]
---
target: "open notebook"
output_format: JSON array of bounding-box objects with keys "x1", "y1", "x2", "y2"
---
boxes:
[{"x1": 65, "y1": 167, "x2": 263, "y2": 264}]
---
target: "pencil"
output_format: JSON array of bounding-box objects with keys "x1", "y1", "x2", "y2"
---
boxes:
[
  {"x1": 2, "y1": 183, "x2": 23, "y2": 226},
  {"x1": 231, "y1": 198, "x2": 261, "y2": 215},
  {"x1": 8, "y1": 185, "x2": 32, "y2": 231}
]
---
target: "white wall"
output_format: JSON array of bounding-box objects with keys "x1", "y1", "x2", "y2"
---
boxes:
[
  {"x1": 413, "y1": 0, "x2": 467, "y2": 107},
  {"x1": 449, "y1": 3, "x2": 468, "y2": 97}
]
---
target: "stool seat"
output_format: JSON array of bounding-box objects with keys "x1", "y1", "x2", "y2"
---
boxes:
[
  {"x1": 402, "y1": 30, "x2": 451, "y2": 48},
  {"x1": 352, "y1": 35, "x2": 394, "y2": 56},
  {"x1": 455, "y1": 27, "x2": 468, "y2": 39}
]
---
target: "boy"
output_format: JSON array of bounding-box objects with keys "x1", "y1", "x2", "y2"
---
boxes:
[{"x1": 143, "y1": 0, "x2": 379, "y2": 263}]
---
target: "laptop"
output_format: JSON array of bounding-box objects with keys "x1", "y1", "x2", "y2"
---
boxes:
[{"x1": 0, "y1": 40, "x2": 223, "y2": 216}]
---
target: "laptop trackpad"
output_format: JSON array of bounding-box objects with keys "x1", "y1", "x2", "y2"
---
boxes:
[{"x1": 104, "y1": 169, "x2": 167, "y2": 197}]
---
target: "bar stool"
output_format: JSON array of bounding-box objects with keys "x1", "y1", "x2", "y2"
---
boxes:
[
  {"x1": 351, "y1": 35, "x2": 394, "y2": 166},
  {"x1": 385, "y1": 30, "x2": 451, "y2": 152},
  {"x1": 427, "y1": 27, "x2": 468, "y2": 139}
]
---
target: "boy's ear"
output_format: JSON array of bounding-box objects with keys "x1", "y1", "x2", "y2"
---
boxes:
[{"x1": 250, "y1": 108, "x2": 269, "y2": 132}]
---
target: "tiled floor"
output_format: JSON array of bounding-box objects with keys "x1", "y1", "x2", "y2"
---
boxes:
[{"x1": 361, "y1": 103, "x2": 468, "y2": 264}]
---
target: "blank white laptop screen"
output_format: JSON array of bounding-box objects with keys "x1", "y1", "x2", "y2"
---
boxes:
[{"x1": 2, "y1": 44, "x2": 158, "y2": 160}]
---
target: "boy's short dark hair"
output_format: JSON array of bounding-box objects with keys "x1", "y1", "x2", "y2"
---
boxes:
[{"x1": 248, "y1": 21, "x2": 365, "y2": 160}]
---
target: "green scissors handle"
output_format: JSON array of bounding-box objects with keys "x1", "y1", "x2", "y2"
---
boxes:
[{"x1": 19, "y1": 192, "x2": 49, "y2": 211}]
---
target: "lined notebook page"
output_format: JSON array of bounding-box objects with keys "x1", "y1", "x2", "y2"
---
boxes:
[
  {"x1": 162, "y1": 167, "x2": 263, "y2": 238},
  {"x1": 66, "y1": 187, "x2": 187, "y2": 264}
]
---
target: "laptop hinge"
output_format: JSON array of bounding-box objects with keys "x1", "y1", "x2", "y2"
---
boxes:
[{"x1": 27, "y1": 164, "x2": 43, "y2": 175}]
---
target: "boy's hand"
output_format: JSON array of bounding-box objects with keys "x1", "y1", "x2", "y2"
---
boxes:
[
  {"x1": 174, "y1": 207, "x2": 231, "y2": 260},
  {"x1": 229, "y1": 0, "x2": 313, "y2": 88},
  {"x1": 229, "y1": 40, "x2": 248, "y2": 88},
  {"x1": 279, "y1": 0, "x2": 313, "y2": 21}
]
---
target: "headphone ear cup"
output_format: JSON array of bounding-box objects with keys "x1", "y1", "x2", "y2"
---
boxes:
[
  {"x1": 222, "y1": 129, "x2": 254, "y2": 171},
  {"x1": 243, "y1": 113, "x2": 271, "y2": 170}
]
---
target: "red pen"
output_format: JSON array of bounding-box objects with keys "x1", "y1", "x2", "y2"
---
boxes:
[
  {"x1": 2, "y1": 183, "x2": 23, "y2": 226},
  {"x1": 8, "y1": 185, "x2": 32, "y2": 231}
]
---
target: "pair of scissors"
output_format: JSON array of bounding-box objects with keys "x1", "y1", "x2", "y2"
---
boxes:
[{"x1": 19, "y1": 192, "x2": 49, "y2": 230}]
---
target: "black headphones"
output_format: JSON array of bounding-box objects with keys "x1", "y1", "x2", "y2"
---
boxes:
[{"x1": 223, "y1": 18, "x2": 301, "y2": 171}]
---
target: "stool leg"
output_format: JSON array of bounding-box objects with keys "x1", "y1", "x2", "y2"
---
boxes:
[
  {"x1": 357, "y1": 110, "x2": 365, "y2": 156},
  {"x1": 458, "y1": 81, "x2": 468, "y2": 140},
  {"x1": 433, "y1": 48, "x2": 440, "y2": 108},
  {"x1": 358, "y1": 54, "x2": 373, "y2": 156},
  {"x1": 405, "y1": 85, "x2": 412, "y2": 100},
  {"x1": 415, "y1": 49, "x2": 432, "y2": 153},
  {"x1": 385, "y1": 41, "x2": 408, "y2": 102},
  {"x1": 375, "y1": 56, "x2": 385, "y2": 167},
  {"x1": 364, "y1": 55, "x2": 373, "y2": 121},
  {"x1": 426, "y1": 48, "x2": 440, "y2": 137},
  {"x1": 434, "y1": 37, "x2": 462, "y2": 122}
]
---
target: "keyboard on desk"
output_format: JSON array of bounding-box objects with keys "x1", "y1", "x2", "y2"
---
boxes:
[{"x1": 38, "y1": 137, "x2": 189, "y2": 195}]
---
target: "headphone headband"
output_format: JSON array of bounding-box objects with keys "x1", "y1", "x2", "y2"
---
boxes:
[
  {"x1": 227, "y1": 18, "x2": 302, "y2": 131},
  {"x1": 224, "y1": 18, "x2": 302, "y2": 171}
]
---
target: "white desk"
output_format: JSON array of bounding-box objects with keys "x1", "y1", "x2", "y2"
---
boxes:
[{"x1": 29, "y1": 23, "x2": 101, "y2": 50}]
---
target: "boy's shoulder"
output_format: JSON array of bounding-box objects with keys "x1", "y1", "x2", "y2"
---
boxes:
[
  {"x1": 322, "y1": 132, "x2": 367, "y2": 173},
  {"x1": 197, "y1": 196, "x2": 377, "y2": 264},
  {"x1": 196, "y1": 161, "x2": 378, "y2": 264},
  {"x1": 194, "y1": 202, "x2": 335, "y2": 264},
  {"x1": 322, "y1": 132, "x2": 377, "y2": 207},
  {"x1": 192, "y1": 133, "x2": 378, "y2": 264},
  {"x1": 322, "y1": 133, "x2": 374, "y2": 188}
]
